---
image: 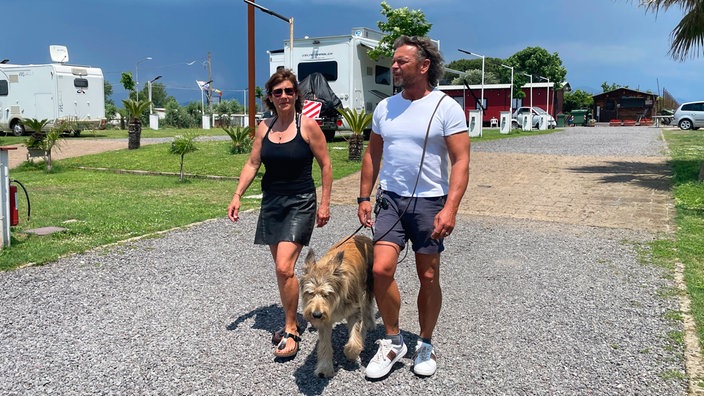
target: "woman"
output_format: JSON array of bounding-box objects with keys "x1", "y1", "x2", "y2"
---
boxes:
[{"x1": 227, "y1": 69, "x2": 332, "y2": 358}]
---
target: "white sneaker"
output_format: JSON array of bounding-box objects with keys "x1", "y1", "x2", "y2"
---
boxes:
[
  {"x1": 413, "y1": 340, "x2": 437, "y2": 376},
  {"x1": 365, "y1": 339, "x2": 407, "y2": 379}
]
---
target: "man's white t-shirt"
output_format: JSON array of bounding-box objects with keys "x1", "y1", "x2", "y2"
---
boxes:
[{"x1": 372, "y1": 89, "x2": 467, "y2": 197}]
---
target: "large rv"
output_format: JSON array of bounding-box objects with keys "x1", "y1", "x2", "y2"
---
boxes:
[
  {"x1": 0, "y1": 61, "x2": 106, "y2": 136},
  {"x1": 269, "y1": 27, "x2": 392, "y2": 139}
]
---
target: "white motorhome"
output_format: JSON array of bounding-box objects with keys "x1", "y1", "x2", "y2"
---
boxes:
[
  {"x1": 269, "y1": 27, "x2": 392, "y2": 138},
  {"x1": 0, "y1": 59, "x2": 106, "y2": 136}
]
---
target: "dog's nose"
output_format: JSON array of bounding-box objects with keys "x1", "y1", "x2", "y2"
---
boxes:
[{"x1": 312, "y1": 311, "x2": 323, "y2": 319}]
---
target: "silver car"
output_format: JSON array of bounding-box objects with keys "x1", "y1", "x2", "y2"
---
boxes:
[{"x1": 674, "y1": 101, "x2": 704, "y2": 130}]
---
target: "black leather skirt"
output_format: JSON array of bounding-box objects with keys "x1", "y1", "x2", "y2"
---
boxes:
[{"x1": 254, "y1": 191, "x2": 316, "y2": 246}]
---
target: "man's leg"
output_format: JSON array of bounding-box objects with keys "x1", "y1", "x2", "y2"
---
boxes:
[
  {"x1": 373, "y1": 242, "x2": 401, "y2": 335},
  {"x1": 412, "y1": 253, "x2": 441, "y2": 377},
  {"x1": 365, "y1": 241, "x2": 408, "y2": 379},
  {"x1": 415, "y1": 252, "x2": 442, "y2": 340}
]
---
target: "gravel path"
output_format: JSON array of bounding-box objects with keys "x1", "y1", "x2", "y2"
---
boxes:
[{"x1": 0, "y1": 126, "x2": 687, "y2": 395}]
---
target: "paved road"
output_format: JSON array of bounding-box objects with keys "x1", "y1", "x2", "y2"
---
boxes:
[{"x1": 0, "y1": 126, "x2": 688, "y2": 395}]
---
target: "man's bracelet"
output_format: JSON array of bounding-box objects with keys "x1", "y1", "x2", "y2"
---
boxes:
[{"x1": 357, "y1": 196, "x2": 371, "y2": 204}]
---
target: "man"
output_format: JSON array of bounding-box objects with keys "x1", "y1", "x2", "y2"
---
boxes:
[{"x1": 357, "y1": 35, "x2": 470, "y2": 379}]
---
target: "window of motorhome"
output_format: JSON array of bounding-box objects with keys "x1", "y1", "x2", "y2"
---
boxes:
[
  {"x1": 74, "y1": 78, "x2": 89, "y2": 88},
  {"x1": 375, "y1": 66, "x2": 390, "y2": 85},
  {"x1": 298, "y1": 61, "x2": 337, "y2": 82},
  {"x1": 0, "y1": 80, "x2": 7, "y2": 96}
]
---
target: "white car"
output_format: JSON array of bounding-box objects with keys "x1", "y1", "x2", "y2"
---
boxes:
[
  {"x1": 673, "y1": 101, "x2": 704, "y2": 130},
  {"x1": 511, "y1": 106, "x2": 556, "y2": 129}
]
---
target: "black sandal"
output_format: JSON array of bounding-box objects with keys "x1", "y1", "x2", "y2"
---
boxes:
[
  {"x1": 273, "y1": 332, "x2": 301, "y2": 358},
  {"x1": 272, "y1": 323, "x2": 304, "y2": 345}
]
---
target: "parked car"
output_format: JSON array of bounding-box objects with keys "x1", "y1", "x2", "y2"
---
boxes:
[
  {"x1": 673, "y1": 101, "x2": 704, "y2": 130},
  {"x1": 511, "y1": 106, "x2": 556, "y2": 129}
]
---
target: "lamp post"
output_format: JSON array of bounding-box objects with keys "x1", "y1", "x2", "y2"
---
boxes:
[
  {"x1": 135, "y1": 57, "x2": 152, "y2": 97},
  {"x1": 148, "y1": 75, "x2": 162, "y2": 114},
  {"x1": 458, "y1": 49, "x2": 484, "y2": 113},
  {"x1": 244, "y1": 0, "x2": 294, "y2": 70},
  {"x1": 244, "y1": 0, "x2": 293, "y2": 130},
  {"x1": 501, "y1": 64, "x2": 514, "y2": 114},
  {"x1": 539, "y1": 75, "x2": 550, "y2": 116}
]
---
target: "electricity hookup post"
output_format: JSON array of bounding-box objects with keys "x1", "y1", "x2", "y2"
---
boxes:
[
  {"x1": 148, "y1": 75, "x2": 162, "y2": 130},
  {"x1": 458, "y1": 49, "x2": 484, "y2": 137},
  {"x1": 0, "y1": 146, "x2": 18, "y2": 248}
]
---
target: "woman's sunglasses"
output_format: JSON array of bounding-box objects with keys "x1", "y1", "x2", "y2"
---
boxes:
[{"x1": 270, "y1": 87, "x2": 295, "y2": 97}]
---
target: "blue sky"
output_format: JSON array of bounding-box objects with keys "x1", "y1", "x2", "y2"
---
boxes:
[{"x1": 5, "y1": 0, "x2": 702, "y2": 106}]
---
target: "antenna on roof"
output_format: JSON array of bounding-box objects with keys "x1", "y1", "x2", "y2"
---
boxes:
[{"x1": 49, "y1": 45, "x2": 69, "y2": 64}]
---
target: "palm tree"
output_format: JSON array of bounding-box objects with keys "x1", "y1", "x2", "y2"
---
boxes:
[
  {"x1": 640, "y1": 0, "x2": 704, "y2": 179},
  {"x1": 338, "y1": 108, "x2": 372, "y2": 161},
  {"x1": 122, "y1": 99, "x2": 151, "y2": 149},
  {"x1": 641, "y1": 0, "x2": 704, "y2": 61},
  {"x1": 168, "y1": 134, "x2": 198, "y2": 181}
]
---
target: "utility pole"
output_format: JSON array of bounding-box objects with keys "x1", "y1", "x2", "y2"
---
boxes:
[{"x1": 207, "y1": 52, "x2": 213, "y2": 118}]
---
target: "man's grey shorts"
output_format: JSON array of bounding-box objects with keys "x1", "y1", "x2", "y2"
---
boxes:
[{"x1": 373, "y1": 190, "x2": 447, "y2": 254}]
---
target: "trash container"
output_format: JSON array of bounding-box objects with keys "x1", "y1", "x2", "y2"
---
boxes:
[
  {"x1": 571, "y1": 109, "x2": 588, "y2": 126},
  {"x1": 556, "y1": 113, "x2": 565, "y2": 127}
]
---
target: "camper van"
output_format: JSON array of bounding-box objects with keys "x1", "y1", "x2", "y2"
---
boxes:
[
  {"x1": 269, "y1": 27, "x2": 392, "y2": 139},
  {"x1": 0, "y1": 57, "x2": 106, "y2": 136}
]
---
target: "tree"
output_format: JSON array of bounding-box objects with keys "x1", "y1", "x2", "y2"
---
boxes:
[
  {"x1": 120, "y1": 72, "x2": 136, "y2": 101},
  {"x1": 337, "y1": 108, "x2": 372, "y2": 161},
  {"x1": 255, "y1": 86, "x2": 264, "y2": 111},
  {"x1": 600, "y1": 82, "x2": 627, "y2": 92},
  {"x1": 368, "y1": 1, "x2": 432, "y2": 61},
  {"x1": 444, "y1": 57, "x2": 507, "y2": 85},
  {"x1": 640, "y1": 0, "x2": 704, "y2": 61},
  {"x1": 138, "y1": 82, "x2": 170, "y2": 108},
  {"x1": 169, "y1": 134, "x2": 198, "y2": 182},
  {"x1": 639, "y1": 0, "x2": 704, "y2": 179},
  {"x1": 563, "y1": 89, "x2": 595, "y2": 112},
  {"x1": 505, "y1": 47, "x2": 567, "y2": 99},
  {"x1": 104, "y1": 80, "x2": 118, "y2": 127},
  {"x1": 122, "y1": 99, "x2": 151, "y2": 149}
]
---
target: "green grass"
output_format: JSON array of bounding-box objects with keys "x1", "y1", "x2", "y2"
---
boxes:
[
  {"x1": 656, "y1": 129, "x2": 704, "y2": 347},
  {"x1": 2, "y1": 135, "x2": 362, "y2": 269}
]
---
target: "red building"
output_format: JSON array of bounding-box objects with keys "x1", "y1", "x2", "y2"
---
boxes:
[{"x1": 439, "y1": 82, "x2": 565, "y2": 126}]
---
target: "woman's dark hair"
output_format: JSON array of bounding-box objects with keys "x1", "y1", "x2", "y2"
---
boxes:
[
  {"x1": 263, "y1": 69, "x2": 303, "y2": 115},
  {"x1": 393, "y1": 35, "x2": 445, "y2": 88}
]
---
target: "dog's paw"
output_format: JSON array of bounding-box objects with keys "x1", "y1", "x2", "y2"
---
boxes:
[
  {"x1": 343, "y1": 344, "x2": 362, "y2": 361},
  {"x1": 315, "y1": 362, "x2": 335, "y2": 378}
]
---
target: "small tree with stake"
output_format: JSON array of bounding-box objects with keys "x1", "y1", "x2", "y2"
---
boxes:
[{"x1": 169, "y1": 134, "x2": 198, "y2": 182}]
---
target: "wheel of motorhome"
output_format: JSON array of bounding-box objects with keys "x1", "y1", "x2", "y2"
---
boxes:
[{"x1": 11, "y1": 121, "x2": 25, "y2": 136}]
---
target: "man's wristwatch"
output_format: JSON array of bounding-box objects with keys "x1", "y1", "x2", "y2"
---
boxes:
[{"x1": 357, "y1": 196, "x2": 371, "y2": 204}]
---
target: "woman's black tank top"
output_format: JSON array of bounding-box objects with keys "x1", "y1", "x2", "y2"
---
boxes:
[{"x1": 260, "y1": 114, "x2": 315, "y2": 195}]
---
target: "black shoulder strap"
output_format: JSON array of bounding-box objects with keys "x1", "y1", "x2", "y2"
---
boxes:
[{"x1": 265, "y1": 116, "x2": 278, "y2": 137}]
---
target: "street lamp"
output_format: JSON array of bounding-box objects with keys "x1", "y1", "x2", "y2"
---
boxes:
[
  {"x1": 148, "y1": 75, "x2": 162, "y2": 114},
  {"x1": 245, "y1": 0, "x2": 293, "y2": 130},
  {"x1": 244, "y1": 0, "x2": 294, "y2": 70},
  {"x1": 501, "y1": 64, "x2": 514, "y2": 114},
  {"x1": 539, "y1": 75, "x2": 550, "y2": 116},
  {"x1": 135, "y1": 57, "x2": 152, "y2": 96},
  {"x1": 458, "y1": 49, "x2": 484, "y2": 113}
]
